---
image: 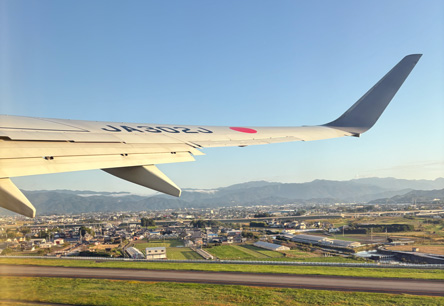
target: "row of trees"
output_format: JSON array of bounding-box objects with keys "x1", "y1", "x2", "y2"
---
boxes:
[
  {"x1": 253, "y1": 212, "x2": 272, "y2": 218},
  {"x1": 344, "y1": 223, "x2": 415, "y2": 234},
  {"x1": 249, "y1": 221, "x2": 267, "y2": 227},
  {"x1": 190, "y1": 219, "x2": 223, "y2": 228}
]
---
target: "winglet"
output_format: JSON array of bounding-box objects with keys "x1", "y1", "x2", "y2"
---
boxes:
[{"x1": 324, "y1": 54, "x2": 422, "y2": 135}]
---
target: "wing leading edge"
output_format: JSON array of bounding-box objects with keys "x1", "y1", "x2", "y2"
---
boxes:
[{"x1": 0, "y1": 54, "x2": 422, "y2": 217}]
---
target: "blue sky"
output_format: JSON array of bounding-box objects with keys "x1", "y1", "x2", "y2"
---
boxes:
[{"x1": 1, "y1": 1, "x2": 443, "y2": 194}]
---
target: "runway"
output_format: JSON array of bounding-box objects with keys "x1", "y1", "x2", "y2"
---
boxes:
[{"x1": 1, "y1": 264, "x2": 443, "y2": 296}]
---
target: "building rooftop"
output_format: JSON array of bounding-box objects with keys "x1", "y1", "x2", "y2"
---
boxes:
[{"x1": 146, "y1": 247, "x2": 166, "y2": 252}]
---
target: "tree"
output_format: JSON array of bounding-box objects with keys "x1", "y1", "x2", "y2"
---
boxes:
[
  {"x1": 19, "y1": 227, "x2": 31, "y2": 235},
  {"x1": 254, "y1": 212, "x2": 271, "y2": 218},
  {"x1": 6, "y1": 231, "x2": 17, "y2": 239},
  {"x1": 191, "y1": 219, "x2": 207, "y2": 228},
  {"x1": 242, "y1": 231, "x2": 258, "y2": 239},
  {"x1": 141, "y1": 218, "x2": 156, "y2": 227},
  {"x1": 294, "y1": 210, "x2": 306, "y2": 216},
  {"x1": 36, "y1": 231, "x2": 50, "y2": 239},
  {"x1": 1, "y1": 248, "x2": 12, "y2": 255},
  {"x1": 79, "y1": 226, "x2": 95, "y2": 237},
  {"x1": 190, "y1": 219, "x2": 222, "y2": 228}
]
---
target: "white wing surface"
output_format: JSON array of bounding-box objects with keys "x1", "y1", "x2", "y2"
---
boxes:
[{"x1": 0, "y1": 54, "x2": 422, "y2": 217}]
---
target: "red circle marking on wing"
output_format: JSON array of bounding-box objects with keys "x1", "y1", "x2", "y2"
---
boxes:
[{"x1": 229, "y1": 127, "x2": 257, "y2": 134}]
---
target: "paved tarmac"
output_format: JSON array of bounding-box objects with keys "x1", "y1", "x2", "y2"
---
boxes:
[{"x1": 1, "y1": 264, "x2": 443, "y2": 296}]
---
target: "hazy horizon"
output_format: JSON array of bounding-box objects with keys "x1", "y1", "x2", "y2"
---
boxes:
[{"x1": 14, "y1": 175, "x2": 444, "y2": 196}]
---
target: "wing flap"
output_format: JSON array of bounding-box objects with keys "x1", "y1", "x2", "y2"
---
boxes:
[
  {"x1": 0, "y1": 140, "x2": 203, "y2": 159},
  {"x1": 0, "y1": 152, "x2": 195, "y2": 178}
]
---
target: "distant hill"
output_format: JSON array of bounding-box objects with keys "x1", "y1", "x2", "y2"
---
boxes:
[
  {"x1": 369, "y1": 188, "x2": 444, "y2": 204},
  {"x1": 1, "y1": 177, "x2": 443, "y2": 216},
  {"x1": 351, "y1": 177, "x2": 444, "y2": 190}
]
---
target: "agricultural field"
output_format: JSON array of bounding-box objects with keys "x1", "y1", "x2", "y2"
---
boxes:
[
  {"x1": 201, "y1": 244, "x2": 364, "y2": 263},
  {"x1": 326, "y1": 231, "x2": 443, "y2": 246},
  {"x1": 322, "y1": 216, "x2": 444, "y2": 248},
  {"x1": 282, "y1": 250, "x2": 319, "y2": 259},
  {"x1": 205, "y1": 244, "x2": 294, "y2": 260},
  {"x1": 205, "y1": 245, "x2": 258, "y2": 260},
  {"x1": 386, "y1": 244, "x2": 444, "y2": 255},
  {"x1": 327, "y1": 233, "x2": 377, "y2": 242}
]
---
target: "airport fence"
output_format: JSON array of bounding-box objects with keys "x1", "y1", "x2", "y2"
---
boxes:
[{"x1": 1, "y1": 255, "x2": 444, "y2": 269}]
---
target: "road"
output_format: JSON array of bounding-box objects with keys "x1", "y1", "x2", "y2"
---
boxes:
[{"x1": 0, "y1": 265, "x2": 443, "y2": 296}]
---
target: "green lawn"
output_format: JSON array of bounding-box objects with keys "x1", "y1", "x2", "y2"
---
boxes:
[
  {"x1": 206, "y1": 244, "x2": 288, "y2": 260},
  {"x1": 239, "y1": 245, "x2": 285, "y2": 258},
  {"x1": 1, "y1": 257, "x2": 444, "y2": 280},
  {"x1": 1, "y1": 276, "x2": 443, "y2": 306},
  {"x1": 166, "y1": 247, "x2": 202, "y2": 260},
  {"x1": 206, "y1": 245, "x2": 258, "y2": 260},
  {"x1": 233, "y1": 245, "x2": 270, "y2": 258}
]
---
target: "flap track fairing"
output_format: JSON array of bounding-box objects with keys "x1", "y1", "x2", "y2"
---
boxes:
[{"x1": 103, "y1": 165, "x2": 181, "y2": 197}]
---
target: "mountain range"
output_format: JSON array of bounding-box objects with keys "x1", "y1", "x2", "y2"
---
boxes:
[{"x1": 1, "y1": 177, "x2": 443, "y2": 216}]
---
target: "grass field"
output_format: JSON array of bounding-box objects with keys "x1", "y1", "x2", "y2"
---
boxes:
[
  {"x1": 206, "y1": 245, "x2": 266, "y2": 260},
  {"x1": 1, "y1": 257, "x2": 443, "y2": 280},
  {"x1": 206, "y1": 245, "x2": 296, "y2": 260},
  {"x1": 166, "y1": 247, "x2": 202, "y2": 260},
  {"x1": 1, "y1": 276, "x2": 443, "y2": 306},
  {"x1": 240, "y1": 245, "x2": 285, "y2": 258},
  {"x1": 205, "y1": 245, "x2": 362, "y2": 263}
]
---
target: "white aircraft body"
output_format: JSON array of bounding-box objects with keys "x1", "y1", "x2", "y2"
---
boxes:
[{"x1": 0, "y1": 55, "x2": 422, "y2": 217}]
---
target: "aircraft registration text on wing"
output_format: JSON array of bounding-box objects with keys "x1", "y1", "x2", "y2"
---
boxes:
[{"x1": 0, "y1": 54, "x2": 422, "y2": 217}]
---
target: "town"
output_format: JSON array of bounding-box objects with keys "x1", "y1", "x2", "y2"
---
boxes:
[{"x1": 1, "y1": 200, "x2": 443, "y2": 265}]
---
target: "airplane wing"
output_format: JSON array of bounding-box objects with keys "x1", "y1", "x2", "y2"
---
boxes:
[{"x1": 0, "y1": 54, "x2": 422, "y2": 217}]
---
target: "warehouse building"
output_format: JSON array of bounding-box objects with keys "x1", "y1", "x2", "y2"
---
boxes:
[
  {"x1": 146, "y1": 247, "x2": 167, "y2": 259},
  {"x1": 323, "y1": 239, "x2": 361, "y2": 248},
  {"x1": 289, "y1": 234, "x2": 327, "y2": 245},
  {"x1": 126, "y1": 247, "x2": 145, "y2": 259},
  {"x1": 254, "y1": 241, "x2": 290, "y2": 251},
  {"x1": 281, "y1": 234, "x2": 361, "y2": 249}
]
